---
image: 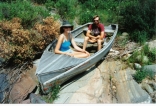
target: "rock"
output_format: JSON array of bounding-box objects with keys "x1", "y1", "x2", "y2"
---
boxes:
[
  {"x1": 142, "y1": 56, "x2": 149, "y2": 64},
  {"x1": 142, "y1": 83, "x2": 154, "y2": 94},
  {"x1": 152, "y1": 82, "x2": 156, "y2": 90},
  {"x1": 125, "y1": 42, "x2": 138, "y2": 51},
  {"x1": 122, "y1": 32, "x2": 129, "y2": 36},
  {"x1": 34, "y1": 86, "x2": 40, "y2": 94},
  {"x1": 21, "y1": 99, "x2": 31, "y2": 104},
  {"x1": 113, "y1": 68, "x2": 151, "y2": 103},
  {"x1": 30, "y1": 93, "x2": 46, "y2": 104},
  {"x1": 53, "y1": 61, "x2": 152, "y2": 104},
  {"x1": 122, "y1": 54, "x2": 131, "y2": 61},
  {"x1": 134, "y1": 63, "x2": 142, "y2": 70},
  {"x1": 141, "y1": 65, "x2": 156, "y2": 75},
  {"x1": 0, "y1": 57, "x2": 5, "y2": 67},
  {"x1": 148, "y1": 40, "x2": 156, "y2": 50},
  {"x1": 9, "y1": 66, "x2": 38, "y2": 103},
  {"x1": 136, "y1": 55, "x2": 149, "y2": 64},
  {"x1": 0, "y1": 73, "x2": 9, "y2": 103}
]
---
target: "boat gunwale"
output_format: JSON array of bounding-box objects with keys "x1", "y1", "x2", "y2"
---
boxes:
[
  {"x1": 42, "y1": 24, "x2": 118, "y2": 86},
  {"x1": 36, "y1": 23, "x2": 117, "y2": 76}
]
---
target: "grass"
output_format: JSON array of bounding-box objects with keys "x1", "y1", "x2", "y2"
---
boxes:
[
  {"x1": 128, "y1": 44, "x2": 156, "y2": 66},
  {"x1": 133, "y1": 69, "x2": 155, "y2": 83},
  {"x1": 41, "y1": 85, "x2": 60, "y2": 103}
]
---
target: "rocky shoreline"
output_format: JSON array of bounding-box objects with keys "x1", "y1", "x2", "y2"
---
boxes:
[{"x1": 0, "y1": 35, "x2": 156, "y2": 103}]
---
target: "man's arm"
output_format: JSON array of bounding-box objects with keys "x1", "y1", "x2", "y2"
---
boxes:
[
  {"x1": 86, "y1": 30, "x2": 96, "y2": 39},
  {"x1": 97, "y1": 24, "x2": 105, "y2": 40},
  {"x1": 100, "y1": 31, "x2": 104, "y2": 39}
]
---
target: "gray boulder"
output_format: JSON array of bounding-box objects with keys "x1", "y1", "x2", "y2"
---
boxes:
[
  {"x1": 142, "y1": 83, "x2": 154, "y2": 94},
  {"x1": 141, "y1": 64, "x2": 156, "y2": 75},
  {"x1": 0, "y1": 73, "x2": 9, "y2": 103},
  {"x1": 30, "y1": 93, "x2": 46, "y2": 104}
]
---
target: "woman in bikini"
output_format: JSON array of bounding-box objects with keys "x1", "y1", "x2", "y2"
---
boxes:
[{"x1": 54, "y1": 21, "x2": 90, "y2": 58}]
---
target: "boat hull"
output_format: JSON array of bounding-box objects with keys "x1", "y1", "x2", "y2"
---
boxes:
[{"x1": 36, "y1": 23, "x2": 118, "y2": 94}]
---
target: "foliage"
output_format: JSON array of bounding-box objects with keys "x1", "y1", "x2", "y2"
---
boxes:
[
  {"x1": 42, "y1": 85, "x2": 60, "y2": 103},
  {"x1": 52, "y1": 0, "x2": 78, "y2": 21},
  {"x1": 142, "y1": 44, "x2": 156, "y2": 63},
  {"x1": 32, "y1": 0, "x2": 48, "y2": 4},
  {"x1": 34, "y1": 17, "x2": 60, "y2": 43},
  {"x1": 119, "y1": 0, "x2": 156, "y2": 42},
  {"x1": 131, "y1": 30, "x2": 148, "y2": 45},
  {"x1": 45, "y1": 0, "x2": 56, "y2": 11},
  {"x1": 128, "y1": 44, "x2": 156, "y2": 65},
  {"x1": 133, "y1": 70, "x2": 147, "y2": 83},
  {"x1": 78, "y1": 0, "x2": 119, "y2": 24},
  {"x1": 0, "y1": 0, "x2": 50, "y2": 28},
  {"x1": 0, "y1": 17, "x2": 60, "y2": 65},
  {"x1": 0, "y1": 0, "x2": 16, "y2": 2},
  {"x1": 133, "y1": 69, "x2": 155, "y2": 83}
]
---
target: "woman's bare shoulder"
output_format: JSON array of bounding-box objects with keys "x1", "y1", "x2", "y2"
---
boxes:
[{"x1": 58, "y1": 34, "x2": 64, "y2": 39}]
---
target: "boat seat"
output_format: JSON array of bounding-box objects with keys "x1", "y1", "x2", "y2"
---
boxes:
[{"x1": 74, "y1": 37, "x2": 107, "y2": 46}]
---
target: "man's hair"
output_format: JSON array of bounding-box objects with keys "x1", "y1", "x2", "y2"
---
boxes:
[{"x1": 93, "y1": 15, "x2": 100, "y2": 21}]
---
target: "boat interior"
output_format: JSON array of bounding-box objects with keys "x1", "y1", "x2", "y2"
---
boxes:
[
  {"x1": 36, "y1": 24, "x2": 116, "y2": 84},
  {"x1": 48, "y1": 24, "x2": 115, "y2": 56}
]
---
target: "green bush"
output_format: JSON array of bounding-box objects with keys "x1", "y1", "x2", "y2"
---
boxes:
[
  {"x1": 133, "y1": 70, "x2": 147, "y2": 83},
  {"x1": 42, "y1": 85, "x2": 60, "y2": 103},
  {"x1": 78, "y1": 0, "x2": 119, "y2": 24},
  {"x1": 32, "y1": 0, "x2": 48, "y2": 4},
  {"x1": 0, "y1": 0, "x2": 50, "y2": 28},
  {"x1": 119, "y1": 0, "x2": 156, "y2": 42},
  {"x1": 45, "y1": 0, "x2": 55, "y2": 11},
  {"x1": 53, "y1": 0, "x2": 78, "y2": 21},
  {"x1": 131, "y1": 30, "x2": 148, "y2": 45},
  {"x1": 128, "y1": 44, "x2": 156, "y2": 65},
  {"x1": 0, "y1": 0, "x2": 16, "y2": 2},
  {"x1": 79, "y1": 10, "x2": 93, "y2": 24},
  {"x1": 133, "y1": 69, "x2": 155, "y2": 83},
  {"x1": 142, "y1": 44, "x2": 156, "y2": 63}
]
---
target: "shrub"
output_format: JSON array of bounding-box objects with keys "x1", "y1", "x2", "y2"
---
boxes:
[
  {"x1": 133, "y1": 70, "x2": 147, "y2": 83},
  {"x1": 53, "y1": 0, "x2": 78, "y2": 21},
  {"x1": 128, "y1": 44, "x2": 156, "y2": 65},
  {"x1": 0, "y1": 16, "x2": 60, "y2": 65},
  {"x1": 42, "y1": 85, "x2": 60, "y2": 103},
  {"x1": 78, "y1": 0, "x2": 119, "y2": 24},
  {"x1": 133, "y1": 69, "x2": 155, "y2": 83},
  {"x1": 0, "y1": 0, "x2": 50, "y2": 28},
  {"x1": 131, "y1": 30, "x2": 148, "y2": 45},
  {"x1": 119, "y1": 0, "x2": 156, "y2": 42},
  {"x1": 32, "y1": 0, "x2": 48, "y2": 4}
]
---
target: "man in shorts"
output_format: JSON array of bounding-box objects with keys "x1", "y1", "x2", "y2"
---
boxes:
[{"x1": 83, "y1": 15, "x2": 105, "y2": 51}]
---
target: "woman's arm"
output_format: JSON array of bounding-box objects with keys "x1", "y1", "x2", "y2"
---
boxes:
[
  {"x1": 71, "y1": 37, "x2": 90, "y2": 56},
  {"x1": 71, "y1": 38, "x2": 84, "y2": 51},
  {"x1": 54, "y1": 34, "x2": 66, "y2": 55},
  {"x1": 54, "y1": 34, "x2": 74, "y2": 56}
]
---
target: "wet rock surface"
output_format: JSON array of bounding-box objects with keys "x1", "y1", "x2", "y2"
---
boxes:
[{"x1": 0, "y1": 73, "x2": 9, "y2": 103}]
